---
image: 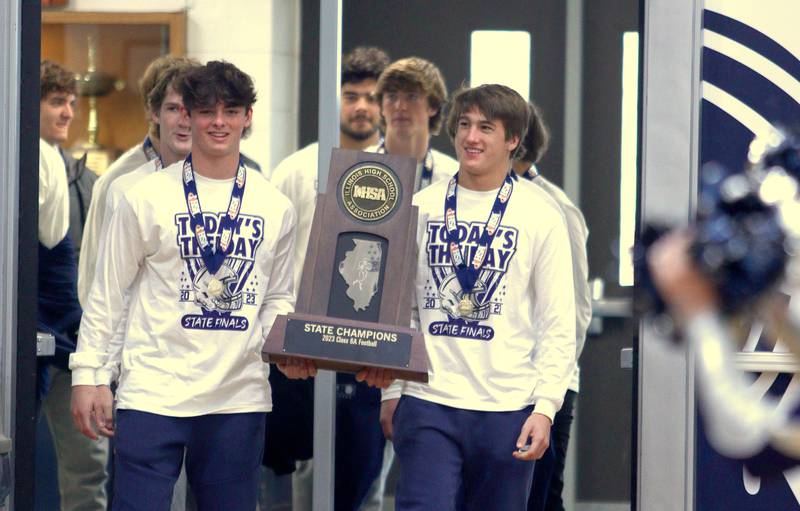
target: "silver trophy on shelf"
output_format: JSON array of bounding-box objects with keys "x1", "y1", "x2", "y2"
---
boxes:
[{"x1": 71, "y1": 33, "x2": 125, "y2": 174}]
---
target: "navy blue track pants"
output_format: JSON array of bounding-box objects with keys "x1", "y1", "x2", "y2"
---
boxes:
[
  {"x1": 393, "y1": 396, "x2": 535, "y2": 511},
  {"x1": 112, "y1": 409, "x2": 266, "y2": 511}
]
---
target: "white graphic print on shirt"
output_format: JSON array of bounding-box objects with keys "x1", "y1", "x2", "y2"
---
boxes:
[
  {"x1": 174, "y1": 212, "x2": 265, "y2": 330},
  {"x1": 422, "y1": 219, "x2": 518, "y2": 340}
]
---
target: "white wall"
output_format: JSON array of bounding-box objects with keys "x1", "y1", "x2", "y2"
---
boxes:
[{"x1": 67, "y1": 0, "x2": 301, "y2": 173}]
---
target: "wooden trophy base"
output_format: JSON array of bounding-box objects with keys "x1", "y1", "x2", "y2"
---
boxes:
[{"x1": 262, "y1": 312, "x2": 428, "y2": 383}]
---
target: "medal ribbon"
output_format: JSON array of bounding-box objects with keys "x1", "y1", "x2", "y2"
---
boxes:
[
  {"x1": 181, "y1": 154, "x2": 246, "y2": 275},
  {"x1": 421, "y1": 150, "x2": 434, "y2": 188},
  {"x1": 376, "y1": 141, "x2": 434, "y2": 190},
  {"x1": 142, "y1": 136, "x2": 164, "y2": 170},
  {"x1": 520, "y1": 163, "x2": 539, "y2": 181},
  {"x1": 443, "y1": 172, "x2": 515, "y2": 296}
]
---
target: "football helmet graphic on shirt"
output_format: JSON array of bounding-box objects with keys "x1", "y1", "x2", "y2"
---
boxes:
[
  {"x1": 193, "y1": 264, "x2": 243, "y2": 312},
  {"x1": 438, "y1": 272, "x2": 491, "y2": 321}
]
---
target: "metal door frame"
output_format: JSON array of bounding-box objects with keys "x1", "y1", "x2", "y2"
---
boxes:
[
  {"x1": 313, "y1": 1, "x2": 341, "y2": 510},
  {"x1": 637, "y1": 0, "x2": 703, "y2": 509},
  {"x1": 0, "y1": 1, "x2": 21, "y2": 508},
  {"x1": 2, "y1": 1, "x2": 41, "y2": 508}
]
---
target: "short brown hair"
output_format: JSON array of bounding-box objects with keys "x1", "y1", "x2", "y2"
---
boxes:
[
  {"x1": 179, "y1": 60, "x2": 257, "y2": 112},
  {"x1": 446, "y1": 84, "x2": 529, "y2": 151},
  {"x1": 375, "y1": 57, "x2": 448, "y2": 135},
  {"x1": 139, "y1": 56, "x2": 199, "y2": 139},
  {"x1": 342, "y1": 46, "x2": 390, "y2": 86},
  {"x1": 179, "y1": 61, "x2": 257, "y2": 137},
  {"x1": 517, "y1": 102, "x2": 550, "y2": 164},
  {"x1": 40, "y1": 60, "x2": 76, "y2": 99},
  {"x1": 146, "y1": 58, "x2": 200, "y2": 114}
]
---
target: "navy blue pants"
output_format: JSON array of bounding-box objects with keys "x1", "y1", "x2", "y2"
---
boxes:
[
  {"x1": 393, "y1": 396, "x2": 535, "y2": 511},
  {"x1": 528, "y1": 390, "x2": 576, "y2": 511},
  {"x1": 112, "y1": 410, "x2": 266, "y2": 511}
]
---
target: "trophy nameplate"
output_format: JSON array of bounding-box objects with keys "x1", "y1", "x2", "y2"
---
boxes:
[{"x1": 263, "y1": 148, "x2": 428, "y2": 382}]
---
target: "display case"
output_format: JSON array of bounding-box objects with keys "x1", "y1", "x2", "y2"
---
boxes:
[{"x1": 42, "y1": 11, "x2": 186, "y2": 172}]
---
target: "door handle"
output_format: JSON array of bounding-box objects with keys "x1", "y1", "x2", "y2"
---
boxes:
[
  {"x1": 620, "y1": 347, "x2": 634, "y2": 369},
  {"x1": 593, "y1": 298, "x2": 633, "y2": 318},
  {"x1": 37, "y1": 331, "x2": 55, "y2": 357},
  {"x1": 588, "y1": 278, "x2": 632, "y2": 335}
]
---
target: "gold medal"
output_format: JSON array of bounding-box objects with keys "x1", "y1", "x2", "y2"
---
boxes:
[
  {"x1": 207, "y1": 277, "x2": 224, "y2": 297},
  {"x1": 458, "y1": 297, "x2": 474, "y2": 316}
]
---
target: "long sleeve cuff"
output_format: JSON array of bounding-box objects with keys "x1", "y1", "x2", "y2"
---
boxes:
[
  {"x1": 533, "y1": 398, "x2": 558, "y2": 422},
  {"x1": 71, "y1": 368, "x2": 96, "y2": 386},
  {"x1": 381, "y1": 381, "x2": 403, "y2": 401},
  {"x1": 94, "y1": 368, "x2": 114, "y2": 386}
]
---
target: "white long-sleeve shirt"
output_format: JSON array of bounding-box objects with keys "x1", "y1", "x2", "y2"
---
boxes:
[
  {"x1": 105, "y1": 159, "x2": 160, "y2": 217},
  {"x1": 384, "y1": 177, "x2": 576, "y2": 421},
  {"x1": 70, "y1": 160, "x2": 297, "y2": 416},
  {"x1": 39, "y1": 139, "x2": 69, "y2": 248},
  {"x1": 270, "y1": 143, "x2": 321, "y2": 287},
  {"x1": 78, "y1": 142, "x2": 152, "y2": 306},
  {"x1": 89, "y1": 159, "x2": 161, "y2": 384},
  {"x1": 532, "y1": 175, "x2": 591, "y2": 392}
]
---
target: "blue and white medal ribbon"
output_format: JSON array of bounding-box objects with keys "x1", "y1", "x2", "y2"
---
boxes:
[
  {"x1": 520, "y1": 164, "x2": 539, "y2": 181},
  {"x1": 443, "y1": 172, "x2": 514, "y2": 315},
  {"x1": 420, "y1": 150, "x2": 434, "y2": 188},
  {"x1": 181, "y1": 154, "x2": 246, "y2": 297},
  {"x1": 377, "y1": 141, "x2": 434, "y2": 190},
  {"x1": 142, "y1": 136, "x2": 164, "y2": 170}
]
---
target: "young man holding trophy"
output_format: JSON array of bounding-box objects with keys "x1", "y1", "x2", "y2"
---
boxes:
[
  {"x1": 70, "y1": 61, "x2": 296, "y2": 510},
  {"x1": 381, "y1": 84, "x2": 577, "y2": 510}
]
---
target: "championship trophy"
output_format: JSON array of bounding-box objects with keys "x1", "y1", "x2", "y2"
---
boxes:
[
  {"x1": 71, "y1": 34, "x2": 124, "y2": 174},
  {"x1": 262, "y1": 148, "x2": 429, "y2": 382}
]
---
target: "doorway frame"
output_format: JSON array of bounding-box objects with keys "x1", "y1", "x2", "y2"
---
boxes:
[{"x1": 637, "y1": 0, "x2": 703, "y2": 509}]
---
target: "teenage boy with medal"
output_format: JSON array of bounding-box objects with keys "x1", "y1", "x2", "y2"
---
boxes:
[
  {"x1": 379, "y1": 85, "x2": 576, "y2": 510},
  {"x1": 511, "y1": 102, "x2": 591, "y2": 511},
  {"x1": 371, "y1": 57, "x2": 460, "y2": 192},
  {"x1": 103, "y1": 62, "x2": 201, "y2": 216},
  {"x1": 369, "y1": 59, "x2": 460, "y2": 493},
  {"x1": 71, "y1": 59, "x2": 200, "y2": 447},
  {"x1": 70, "y1": 61, "x2": 296, "y2": 510},
  {"x1": 78, "y1": 56, "x2": 199, "y2": 308}
]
